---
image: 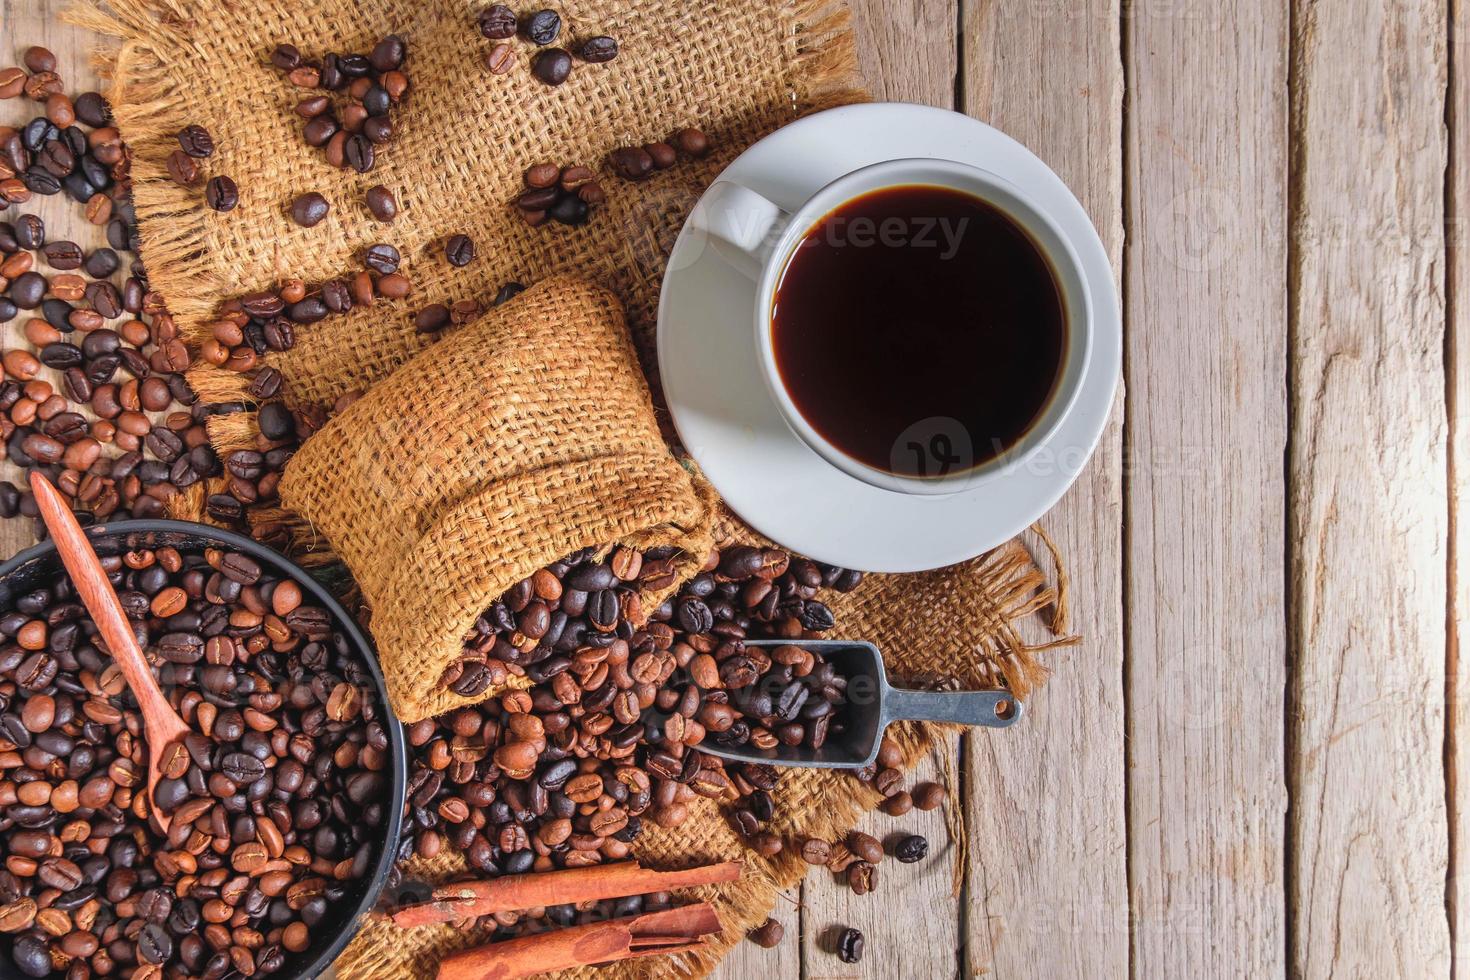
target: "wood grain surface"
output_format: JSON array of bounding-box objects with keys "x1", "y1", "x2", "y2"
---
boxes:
[
  {"x1": 0, "y1": 0, "x2": 1462, "y2": 976},
  {"x1": 1288, "y1": 0, "x2": 1451, "y2": 976}
]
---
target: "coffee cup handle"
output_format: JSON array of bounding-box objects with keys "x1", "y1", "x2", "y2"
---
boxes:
[{"x1": 692, "y1": 181, "x2": 790, "y2": 280}]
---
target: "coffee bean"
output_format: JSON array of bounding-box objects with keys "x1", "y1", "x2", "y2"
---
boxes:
[
  {"x1": 483, "y1": 42, "x2": 517, "y2": 75},
  {"x1": 177, "y1": 124, "x2": 214, "y2": 158},
  {"x1": 579, "y1": 36, "x2": 619, "y2": 63},
  {"x1": 748, "y1": 918, "x2": 783, "y2": 947},
  {"x1": 365, "y1": 184, "x2": 397, "y2": 221},
  {"x1": 836, "y1": 927, "x2": 864, "y2": 963},
  {"x1": 894, "y1": 834, "x2": 928, "y2": 863},
  {"x1": 165, "y1": 149, "x2": 199, "y2": 186},
  {"x1": 912, "y1": 782, "x2": 946, "y2": 811},
  {"x1": 205, "y1": 174, "x2": 238, "y2": 212},
  {"x1": 74, "y1": 91, "x2": 109, "y2": 126},
  {"x1": 344, "y1": 135, "x2": 375, "y2": 173},
  {"x1": 478, "y1": 4, "x2": 518, "y2": 38},
  {"x1": 363, "y1": 242, "x2": 400, "y2": 274},
  {"x1": 524, "y1": 9, "x2": 561, "y2": 44},
  {"x1": 414, "y1": 304, "x2": 450, "y2": 334},
  {"x1": 673, "y1": 127, "x2": 710, "y2": 157},
  {"x1": 530, "y1": 49, "x2": 573, "y2": 86},
  {"x1": 445, "y1": 234, "x2": 475, "y2": 267},
  {"x1": 290, "y1": 192, "x2": 330, "y2": 227},
  {"x1": 369, "y1": 34, "x2": 407, "y2": 72},
  {"x1": 608, "y1": 146, "x2": 654, "y2": 180}
]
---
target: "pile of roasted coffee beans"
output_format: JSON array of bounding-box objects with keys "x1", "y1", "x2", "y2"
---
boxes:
[
  {"x1": 163, "y1": 123, "x2": 237, "y2": 214},
  {"x1": 476, "y1": 6, "x2": 618, "y2": 86},
  {"x1": 606, "y1": 128, "x2": 711, "y2": 182},
  {"x1": 398, "y1": 545, "x2": 855, "y2": 898},
  {"x1": 511, "y1": 162, "x2": 604, "y2": 229},
  {"x1": 0, "y1": 543, "x2": 392, "y2": 978},
  {"x1": 0, "y1": 49, "x2": 225, "y2": 528},
  {"x1": 269, "y1": 36, "x2": 410, "y2": 175}
]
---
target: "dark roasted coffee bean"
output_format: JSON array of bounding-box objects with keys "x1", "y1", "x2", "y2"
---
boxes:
[
  {"x1": 74, "y1": 91, "x2": 110, "y2": 126},
  {"x1": 478, "y1": 4, "x2": 518, "y2": 38},
  {"x1": 10, "y1": 272, "x2": 46, "y2": 308},
  {"x1": 205, "y1": 174, "x2": 239, "y2": 212},
  {"x1": 369, "y1": 34, "x2": 407, "y2": 72},
  {"x1": 365, "y1": 184, "x2": 397, "y2": 222},
  {"x1": 531, "y1": 49, "x2": 573, "y2": 85},
  {"x1": 894, "y1": 834, "x2": 928, "y2": 863},
  {"x1": 445, "y1": 234, "x2": 474, "y2": 267},
  {"x1": 41, "y1": 239, "x2": 82, "y2": 269},
  {"x1": 165, "y1": 148, "x2": 199, "y2": 186},
  {"x1": 177, "y1": 124, "x2": 215, "y2": 158},
  {"x1": 748, "y1": 918, "x2": 784, "y2": 948},
  {"x1": 836, "y1": 927, "x2": 864, "y2": 963},
  {"x1": 344, "y1": 134, "x2": 375, "y2": 173},
  {"x1": 524, "y1": 8, "x2": 561, "y2": 44},
  {"x1": 84, "y1": 246, "x2": 119, "y2": 278},
  {"x1": 290, "y1": 192, "x2": 330, "y2": 227},
  {"x1": 673, "y1": 127, "x2": 711, "y2": 158},
  {"x1": 579, "y1": 36, "x2": 619, "y2": 63},
  {"x1": 248, "y1": 366, "x2": 285, "y2": 399},
  {"x1": 363, "y1": 242, "x2": 400, "y2": 274},
  {"x1": 548, "y1": 193, "x2": 589, "y2": 226},
  {"x1": 493, "y1": 282, "x2": 526, "y2": 306},
  {"x1": 608, "y1": 145, "x2": 654, "y2": 180},
  {"x1": 14, "y1": 214, "x2": 44, "y2": 249},
  {"x1": 414, "y1": 304, "x2": 450, "y2": 334}
]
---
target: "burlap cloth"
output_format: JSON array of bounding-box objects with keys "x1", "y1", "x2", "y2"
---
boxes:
[
  {"x1": 70, "y1": 0, "x2": 1083, "y2": 974},
  {"x1": 277, "y1": 276, "x2": 717, "y2": 722}
]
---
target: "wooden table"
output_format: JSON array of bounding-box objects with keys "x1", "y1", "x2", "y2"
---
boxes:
[{"x1": 2, "y1": 0, "x2": 1460, "y2": 976}]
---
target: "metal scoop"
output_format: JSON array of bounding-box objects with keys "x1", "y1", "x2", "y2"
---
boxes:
[{"x1": 697, "y1": 639, "x2": 1022, "y2": 769}]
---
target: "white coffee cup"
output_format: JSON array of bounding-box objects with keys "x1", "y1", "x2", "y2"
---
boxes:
[{"x1": 690, "y1": 157, "x2": 1093, "y2": 496}]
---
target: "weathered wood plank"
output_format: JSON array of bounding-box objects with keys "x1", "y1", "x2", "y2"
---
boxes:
[
  {"x1": 960, "y1": 0, "x2": 1127, "y2": 977},
  {"x1": 1123, "y1": 0, "x2": 1289, "y2": 976},
  {"x1": 1450, "y1": 2, "x2": 1470, "y2": 969},
  {"x1": 1289, "y1": 0, "x2": 1450, "y2": 976},
  {"x1": 799, "y1": 745, "x2": 961, "y2": 980}
]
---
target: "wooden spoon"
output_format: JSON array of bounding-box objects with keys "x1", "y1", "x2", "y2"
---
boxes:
[{"x1": 29, "y1": 471, "x2": 190, "y2": 832}]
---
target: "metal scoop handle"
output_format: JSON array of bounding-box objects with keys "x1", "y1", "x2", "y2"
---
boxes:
[{"x1": 884, "y1": 687, "x2": 1022, "y2": 728}]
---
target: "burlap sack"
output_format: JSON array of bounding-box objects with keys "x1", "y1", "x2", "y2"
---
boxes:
[
  {"x1": 74, "y1": 0, "x2": 1084, "y2": 974},
  {"x1": 278, "y1": 276, "x2": 714, "y2": 722}
]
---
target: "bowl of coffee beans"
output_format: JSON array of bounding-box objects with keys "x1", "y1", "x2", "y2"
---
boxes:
[{"x1": 0, "y1": 519, "x2": 405, "y2": 979}]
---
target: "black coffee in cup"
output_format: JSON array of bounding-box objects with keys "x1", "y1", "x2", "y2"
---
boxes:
[{"x1": 770, "y1": 184, "x2": 1066, "y2": 478}]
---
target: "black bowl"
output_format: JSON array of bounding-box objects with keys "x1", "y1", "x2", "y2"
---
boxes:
[{"x1": 0, "y1": 518, "x2": 406, "y2": 980}]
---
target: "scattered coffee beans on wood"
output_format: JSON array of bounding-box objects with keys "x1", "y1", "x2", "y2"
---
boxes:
[
  {"x1": 0, "y1": 58, "x2": 218, "y2": 527},
  {"x1": 0, "y1": 543, "x2": 391, "y2": 978},
  {"x1": 837, "y1": 926, "x2": 865, "y2": 963},
  {"x1": 268, "y1": 36, "x2": 409, "y2": 174}
]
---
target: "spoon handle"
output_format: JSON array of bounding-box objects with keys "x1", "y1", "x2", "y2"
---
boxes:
[
  {"x1": 882, "y1": 687, "x2": 1024, "y2": 729},
  {"x1": 28, "y1": 473, "x2": 185, "y2": 735}
]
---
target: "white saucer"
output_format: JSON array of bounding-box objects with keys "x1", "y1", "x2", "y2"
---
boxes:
[{"x1": 656, "y1": 103, "x2": 1120, "y2": 573}]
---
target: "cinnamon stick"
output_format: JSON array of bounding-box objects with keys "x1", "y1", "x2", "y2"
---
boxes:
[
  {"x1": 436, "y1": 903, "x2": 721, "y2": 980},
  {"x1": 391, "y1": 859, "x2": 741, "y2": 928}
]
